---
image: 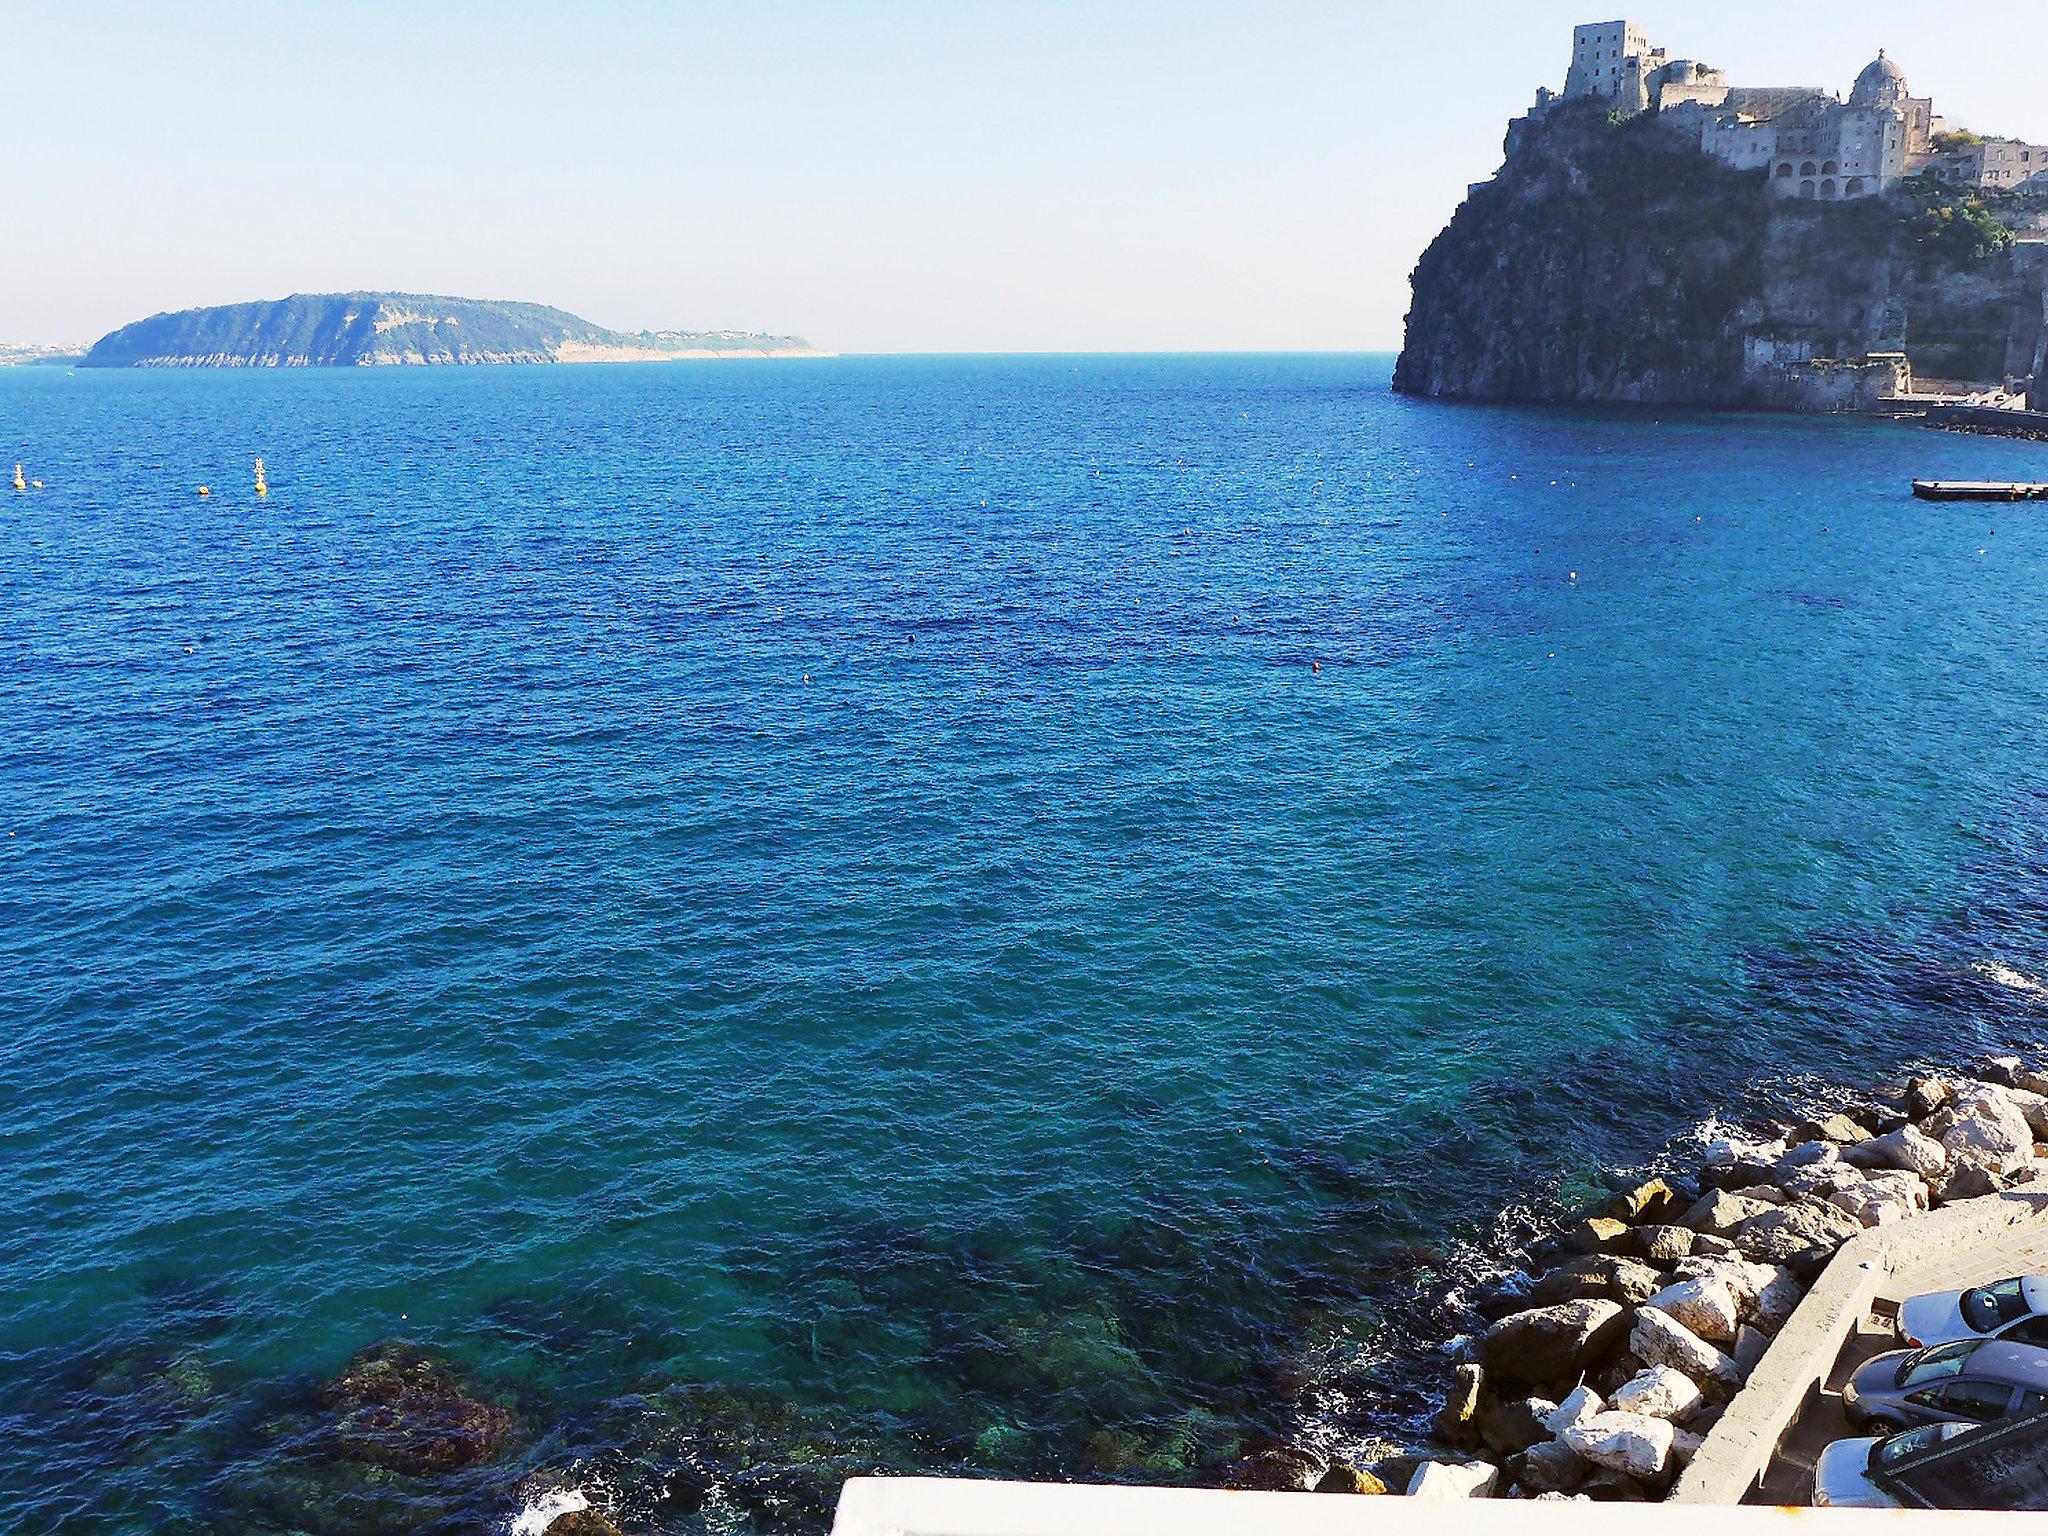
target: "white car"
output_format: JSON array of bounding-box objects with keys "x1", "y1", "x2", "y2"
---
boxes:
[
  {"x1": 1899, "y1": 1275, "x2": 2048, "y2": 1349},
  {"x1": 1813, "y1": 1422, "x2": 1976, "y2": 1507}
]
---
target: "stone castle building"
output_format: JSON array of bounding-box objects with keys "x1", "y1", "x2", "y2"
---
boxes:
[{"x1": 1531, "y1": 20, "x2": 2048, "y2": 202}]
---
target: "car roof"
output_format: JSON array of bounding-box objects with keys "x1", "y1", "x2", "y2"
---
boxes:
[
  {"x1": 2022, "y1": 1276, "x2": 2048, "y2": 1311},
  {"x1": 1961, "y1": 1341, "x2": 2048, "y2": 1388}
]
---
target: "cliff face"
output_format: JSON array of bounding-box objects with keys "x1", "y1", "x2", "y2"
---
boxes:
[
  {"x1": 80, "y1": 293, "x2": 819, "y2": 368},
  {"x1": 1393, "y1": 104, "x2": 2048, "y2": 410}
]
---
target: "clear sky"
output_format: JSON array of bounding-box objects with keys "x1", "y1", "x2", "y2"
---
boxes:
[{"x1": 9, "y1": 1, "x2": 2046, "y2": 353}]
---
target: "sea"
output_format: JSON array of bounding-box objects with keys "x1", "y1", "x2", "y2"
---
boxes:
[{"x1": 5, "y1": 354, "x2": 2048, "y2": 1532}]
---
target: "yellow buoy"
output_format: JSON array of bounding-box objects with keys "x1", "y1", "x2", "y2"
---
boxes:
[
  {"x1": 11, "y1": 464, "x2": 23, "y2": 492},
  {"x1": 198, "y1": 486, "x2": 211, "y2": 498},
  {"x1": 254, "y1": 457, "x2": 269, "y2": 496}
]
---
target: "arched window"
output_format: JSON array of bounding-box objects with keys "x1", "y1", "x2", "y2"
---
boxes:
[
  {"x1": 1820, "y1": 178, "x2": 1837, "y2": 199},
  {"x1": 1801, "y1": 160, "x2": 1818, "y2": 177},
  {"x1": 1845, "y1": 177, "x2": 1867, "y2": 197},
  {"x1": 1823, "y1": 160, "x2": 1839, "y2": 176},
  {"x1": 1776, "y1": 162, "x2": 1795, "y2": 178},
  {"x1": 1801, "y1": 179, "x2": 1818, "y2": 199}
]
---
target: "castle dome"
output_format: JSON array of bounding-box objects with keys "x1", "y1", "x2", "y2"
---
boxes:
[{"x1": 1851, "y1": 51, "x2": 1908, "y2": 106}]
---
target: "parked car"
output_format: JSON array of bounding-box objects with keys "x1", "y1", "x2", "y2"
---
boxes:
[
  {"x1": 1843, "y1": 1338, "x2": 2048, "y2": 1432},
  {"x1": 1899, "y1": 1275, "x2": 2048, "y2": 1348},
  {"x1": 1813, "y1": 1422, "x2": 1976, "y2": 1507}
]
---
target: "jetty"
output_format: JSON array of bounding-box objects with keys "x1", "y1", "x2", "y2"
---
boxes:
[{"x1": 1912, "y1": 480, "x2": 2048, "y2": 502}]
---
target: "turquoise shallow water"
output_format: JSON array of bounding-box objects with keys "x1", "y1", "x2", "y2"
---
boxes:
[{"x1": 5, "y1": 354, "x2": 2048, "y2": 1530}]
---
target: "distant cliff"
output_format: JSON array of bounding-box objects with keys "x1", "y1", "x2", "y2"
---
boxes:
[
  {"x1": 1393, "y1": 104, "x2": 2048, "y2": 410},
  {"x1": 80, "y1": 293, "x2": 824, "y2": 368}
]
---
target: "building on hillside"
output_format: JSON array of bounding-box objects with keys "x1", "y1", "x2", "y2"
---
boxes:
[
  {"x1": 1537, "y1": 22, "x2": 2048, "y2": 203},
  {"x1": 1932, "y1": 137, "x2": 2048, "y2": 191}
]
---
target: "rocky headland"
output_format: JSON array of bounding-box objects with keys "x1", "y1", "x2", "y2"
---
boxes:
[
  {"x1": 78, "y1": 293, "x2": 824, "y2": 368},
  {"x1": 1394, "y1": 103, "x2": 2048, "y2": 412}
]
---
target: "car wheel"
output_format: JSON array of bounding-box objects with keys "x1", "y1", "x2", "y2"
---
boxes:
[{"x1": 1862, "y1": 1416, "x2": 1904, "y2": 1435}]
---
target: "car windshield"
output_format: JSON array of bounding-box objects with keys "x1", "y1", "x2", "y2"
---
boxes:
[
  {"x1": 1874, "y1": 1423, "x2": 1968, "y2": 1469},
  {"x1": 1961, "y1": 1278, "x2": 2030, "y2": 1332},
  {"x1": 1900, "y1": 1340, "x2": 1979, "y2": 1387}
]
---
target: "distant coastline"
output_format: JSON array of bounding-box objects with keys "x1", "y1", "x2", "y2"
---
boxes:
[{"x1": 76, "y1": 292, "x2": 826, "y2": 369}]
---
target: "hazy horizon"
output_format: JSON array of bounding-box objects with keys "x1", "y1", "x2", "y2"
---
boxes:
[{"x1": 11, "y1": 1, "x2": 2048, "y2": 354}]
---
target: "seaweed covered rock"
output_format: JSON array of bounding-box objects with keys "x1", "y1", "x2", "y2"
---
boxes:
[
  {"x1": 317, "y1": 1342, "x2": 514, "y2": 1475},
  {"x1": 544, "y1": 1513, "x2": 625, "y2": 1536}
]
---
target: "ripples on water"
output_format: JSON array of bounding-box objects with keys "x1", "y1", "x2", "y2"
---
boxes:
[{"x1": 4, "y1": 355, "x2": 2048, "y2": 1530}]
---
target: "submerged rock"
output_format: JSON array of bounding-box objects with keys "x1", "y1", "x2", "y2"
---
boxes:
[
  {"x1": 543, "y1": 1514, "x2": 625, "y2": 1536},
  {"x1": 316, "y1": 1342, "x2": 514, "y2": 1475}
]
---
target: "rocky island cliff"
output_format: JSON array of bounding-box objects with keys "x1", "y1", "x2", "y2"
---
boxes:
[
  {"x1": 1394, "y1": 104, "x2": 2048, "y2": 413},
  {"x1": 80, "y1": 293, "x2": 823, "y2": 368}
]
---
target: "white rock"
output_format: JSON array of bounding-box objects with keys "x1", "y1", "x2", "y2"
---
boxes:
[
  {"x1": 1543, "y1": 1385, "x2": 1604, "y2": 1436},
  {"x1": 1631, "y1": 1305, "x2": 1739, "y2": 1388},
  {"x1": 1408, "y1": 1459, "x2": 1499, "y2": 1499},
  {"x1": 1942, "y1": 1089, "x2": 2036, "y2": 1176},
  {"x1": 2004, "y1": 1085, "x2": 2048, "y2": 1139},
  {"x1": 1610, "y1": 1365, "x2": 1703, "y2": 1422},
  {"x1": 1700, "y1": 1134, "x2": 1785, "y2": 1170},
  {"x1": 1645, "y1": 1277, "x2": 1739, "y2": 1344},
  {"x1": 1862, "y1": 1125, "x2": 1947, "y2": 1180},
  {"x1": 1561, "y1": 1410, "x2": 1675, "y2": 1479},
  {"x1": 1750, "y1": 1265, "x2": 1805, "y2": 1331},
  {"x1": 1828, "y1": 1180, "x2": 1917, "y2": 1228}
]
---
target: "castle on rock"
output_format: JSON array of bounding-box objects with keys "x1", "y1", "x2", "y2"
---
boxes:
[{"x1": 1527, "y1": 20, "x2": 2047, "y2": 201}]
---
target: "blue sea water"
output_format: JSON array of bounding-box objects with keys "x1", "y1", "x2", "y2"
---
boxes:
[{"x1": 6, "y1": 354, "x2": 2048, "y2": 1531}]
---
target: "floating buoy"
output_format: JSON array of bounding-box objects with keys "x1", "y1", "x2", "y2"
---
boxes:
[
  {"x1": 1311, "y1": 660, "x2": 1322, "y2": 674},
  {"x1": 198, "y1": 486, "x2": 211, "y2": 498},
  {"x1": 30, "y1": 480, "x2": 42, "y2": 490},
  {"x1": 254, "y1": 458, "x2": 268, "y2": 496},
  {"x1": 10, "y1": 464, "x2": 23, "y2": 492}
]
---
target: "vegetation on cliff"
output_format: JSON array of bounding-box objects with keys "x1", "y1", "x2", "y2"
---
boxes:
[
  {"x1": 80, "y1": 293, "x2": 818, "y2": 368},
  {"x1": 1393, "y1": 104, "x2": 2047, "y2": 407}
]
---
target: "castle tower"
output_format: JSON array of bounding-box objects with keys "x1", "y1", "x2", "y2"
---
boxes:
[{"x1": 1564, "y1": 19, "x2": 1653, "y2": 103}]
